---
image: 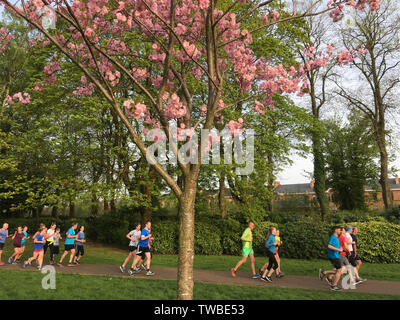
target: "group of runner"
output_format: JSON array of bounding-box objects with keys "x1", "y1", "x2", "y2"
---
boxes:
[
  {"x1": 0, "y1": 222, "x2": 86, "y2": 269},
  {"x1": 319, "y1": 225, "x2": 366, "y2": 291},
  {"x1": 231, "y1": 222, "x2": 366, "y2": 290},
  {"x1": 119, "y1": 221, "x2": 155, "y2": 276},
  {"x1": 231, "y1": 223, "x2": 284, "y2": 282}
]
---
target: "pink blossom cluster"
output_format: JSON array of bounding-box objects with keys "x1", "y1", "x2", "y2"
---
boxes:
[
  {"x1": 131, "y1": 67, "x2": 149, "y2": 81},
  {"x1": 72, "y1": 76, "x2": 95, "y2": 96},
  {"x1": 226, "y1": 118, "x2": 244, "y2": 137},
  {"x1": 328, "y1": 0, "x2": 380, "y2": 22},
  {"x1": 6, "y1": 92, "x2": 31, "y2": 104},
  {"x1": 43, "y1": 59, "x2": 61, "y2": 85},
  {"x1": 204, "y1": 131, "x2": 220, "y2": 153},
  {"x1": 123, "y1": 100, "x2": 148, "y2": 120},
  {"x1": 164, "y1": 93, "x2": 187, "y2": 119},
  {"x1": 0, "y1": 26, "x2": 14, "y2": 52}
]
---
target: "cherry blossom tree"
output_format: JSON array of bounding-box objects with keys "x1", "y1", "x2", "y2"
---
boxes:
[{"x1": 0, "y1": 0, "x2": 380, "y2": 300}]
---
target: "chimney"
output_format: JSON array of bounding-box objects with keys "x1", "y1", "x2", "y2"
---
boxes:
[
  {"x1": 396, "y1": 175, "x2": 399, "y2": 185},
  {"x1": 310, "y1": 180, "x2": 315, "y2": 189},
  {"x1": 273, "y1": 181, "x2": 280, "y2": 188}
]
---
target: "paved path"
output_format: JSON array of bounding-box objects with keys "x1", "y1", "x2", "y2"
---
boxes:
[{"x1": 2, "y1": 263, "x2": 400, "y2": 295}]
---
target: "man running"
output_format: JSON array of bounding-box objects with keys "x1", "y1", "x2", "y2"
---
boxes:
[
  {"x1": 231, "y1": 222, "x2": 259, "y2": 279},
  {"x1": 350, "y1": 227, "x2": 366, "y2": 283},
  {"x1": 319, "y1": 226, "x2": 344, "y2": 291},
  {"x1": 129, "y1": 221, "x2": 155, "y2": 276},
  {"x1": 58, "y1": 222, "x2": 78, "y2": 267}
]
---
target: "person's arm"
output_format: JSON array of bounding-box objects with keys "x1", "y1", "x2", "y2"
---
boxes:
[
  {"x1": 126, "y1": 232, "x2": 134, "y2": 241},
  {"x1": 265, "y1": 236, "x2": 274, "y2": 248},
  {"x1": 12, "y1": 231, "x2": 16, "y2": 240},
  {"x1": 141, "y1": 234, "x2": 152, "y2": 240},
  {"x1": 328, "y1": 244, "x2": 343, "y2": 252}
]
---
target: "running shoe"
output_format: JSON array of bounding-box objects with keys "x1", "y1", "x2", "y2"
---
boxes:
[
  {"x1": 134, "y1": 267, "x2": 141, "y2": 272},
  {"x1": 319, "y1": 269, "x2": 325, "y2": 280},
  {"x1": 141, "y1": 263, "x2": 145, "y2": 270},
  {"x1": 231, "y1": 268, "x2": 236, "y2": 277},
  {"x1": 276, "y1": 273, "x2": 284, "y2": 279},
  {"x1": 128, "y1": 268, "x2": 135, "y2": 276},
  {"x1": 146, "y1": 270, "x2": 155, "y2": 276},
  {"x1": 330, "y1": 285, "x2": 342, "y2": 291},
  {"x1": 258, "y1": 268, "x2": 263, "y2": 275},
  {"x1": 57, "y1": 262, "x2": 63, "y2": 267},
  {"x1": 252, "y1": 273, "x2": 260, "y2": 279},
  {"x1": 23, "y1": 262, "x2": 28, "y2": 268},
  {"x1": 325, "y1": 277, "x2": 333, "y2": 285},
  {"x1": 67, "y1": 263, "x2": 76, "y2": 267},
  {"x1": 0, "y1": 261, "x2": 5, "y2": 266},
  {"x1": 265, "y1": 276, "x2": 273, "y2": 282},
  {"x1": 12, "y1": 261, "x2": 17, "y2": 265},
  {"x1": 8, "y1": 257, "x2": 13, "y2": 264},
  {"x1": 260, "y1": 276, "x2": 268, "y2": 282},
  {"x1": 356, "y1": 277, "x2": 367, "y2": 283},
  {"x1": 37, "y1": 265, "x2": 42, "y2": 270},
  {"x1": 119, "y1": 265, "x2": 126, "y2": 273}
]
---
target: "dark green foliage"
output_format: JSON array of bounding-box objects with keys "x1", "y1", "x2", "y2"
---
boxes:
[{"x1": 384, "y1": 206, "x2": 400, "y2": 224}]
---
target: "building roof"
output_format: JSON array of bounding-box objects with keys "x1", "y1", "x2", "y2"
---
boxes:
[
  {"x1": 365, "y1": 178, "x2": 400, "y2": 191},
  {"x1": 274, "y1": 183, "x2": 315, "y2": 194}
]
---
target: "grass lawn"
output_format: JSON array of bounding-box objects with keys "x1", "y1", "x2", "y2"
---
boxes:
[
  {"x1": 1, "y1": 241, "x2": 399, "y2": 282},
  {"x1": 0, "y1": 269, "x2": 399, "y2": 300}
]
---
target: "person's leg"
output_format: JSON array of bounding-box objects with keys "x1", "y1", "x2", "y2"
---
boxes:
[
  {"x1": 145, "y1": 252, "x2": 151, "y2": 270},
  {"x1": 59, "y1": 250, "x2": 68, "y2": 264},
  {"x1": 38, "y1": 251, "x2": 44, "y2": 268},
  {"x1": 0, "y1": 249, "x2": 3, "y2": 262},
  {"x1": 267, "y1": 254, "x2": 279, "y2": 277},
  {"x1": 68, "y1": 249, "x2": 76, "y2": 265},
  {"x1": 233, "y1": 256, "x2": 248, "y2": 272},
  {"x1": 249, "y1": 254, "x2": 256, "y2": 275},
  {"x1": 77, "y1": 246, "x2": 84, "y2": 262},
  {"x1": 122, "y1": 251, "x2": 134, "y2": 268},
  {"x1": 275, "y1": 253, "x2": 281, "y2": 274},
  {"x1": 332, "y1": 267, "x2": 344, "y2": 286},
  {"x1": 26, "y1": 252, "x2": 39, "y2": 265},
  {"x1": 262, "y1": 251, "x2": 275, "y2": 278}
]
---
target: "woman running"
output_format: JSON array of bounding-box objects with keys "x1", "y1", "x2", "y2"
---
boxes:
[
  {"x1": 73, "y1": 226, "x2": 86, "y2": 264},
  {"x1": 8, "y1": 226, "x2": 26, "y2": 264},
  {"x1": 259, "y1": 229, "x2": 284, "y2": 277},
  {"x1": 120, "y1": 223, "x2": 141, "y2": 273},
  {"x1": 0, "y1": 223, "x2": 10, "y2": 266},
  {"x1": 24, "y1": 227, "x2": 46, "y2": 270},
  {"x1": 18, "y1": 226, "x2": 29, "y2": 262},
  {"x1": 260, "y1": 227, "x2": 281, "y2": 282}
]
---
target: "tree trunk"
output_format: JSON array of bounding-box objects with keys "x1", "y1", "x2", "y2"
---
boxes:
[
  {"x1": 69, "y1": 202, "x2": 75, "y2": 218},
  {"x1": 378, "y1": 144, "x2": 392, "y2": 209},
  {"x1": 51, "y1": 205, "x2": 58, "y2": 218},
  {"x1": 177, "y1": 179, "x2": 196, "y2": 300},
  {"x1": 110, "y1": 198, "x2": 116, "y2": 212},
  {"x1": 91, "y1": 194, "x2": 99, "y2": 216},
  {"x1": 312, "y1": 132, "x2": 329, "y2": 219},
  {"x1": 35, "y1": 207, "x2": 39, "y2": 225},
  {"x1": 219, "y1": 174, "x2": 226, "y2": 218}
]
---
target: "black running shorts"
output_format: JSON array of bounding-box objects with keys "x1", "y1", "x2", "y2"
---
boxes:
[
  {"x1": 129, "y1": 245, "x2": 137, "y2": 252},
  {"x1": 64, "y1": 244, "x2": 75, "y2": 251},
  {"x1": 329, "y1": 258, "x2": 342, "y2": 270}
]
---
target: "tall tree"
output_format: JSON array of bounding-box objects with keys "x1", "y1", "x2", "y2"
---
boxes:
[{"x1": 334, "y1": 0, "x2": 400, "y2": 209}]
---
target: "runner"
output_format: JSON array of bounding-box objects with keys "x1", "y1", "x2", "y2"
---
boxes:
[
  {"x1": 8, "y1": 226, "x2": 26, "y2": 264},
  {"x1": 231, "y1": 222, "x2": 259, "y2": 279},
  {"x1": 50, "y1": 228, "x2": 62, "y2": 264},
  {"x1": 23, "y1": 227, "x2": 46, "y2": 270},
  {"x1": 338, "y1": 226, "x2": 356, "y2": 287},
  {"x1": 73, "y1": 226, "x2": 86, "y2": 264},
  {"x1": 119, "y1": 223, "x2": 141, "y2": 273},
  {"x1": 348, "y1": 226, "x2": 366, "y2": 283},
  {"x1": 260, "y1": 227, "x2": 281, "y2": 282},
  {"x1": 0, "y1": 223, "x2": 11, "y2": 265},
  {"x1": 259, "y1": 229, "x2": 284, "y2": 278},
  {"x1": 352, "y1": 227, "x2": 363, "y2": 271},
  {"x1": 319, "y1": 226, "x2": 345, "y2": 291},
  {"x1": 19, "y1": 226, "x2": 29, "y2": 262},
  {"x1": 128, "y1": 221, "x2": 155, "y2": 276},
  {"x1": 44, "y1": 223, "x2": 57, "y2": 258},
  {"x1": 58, "y1": 222, "x2": 78, "y2": 267}
]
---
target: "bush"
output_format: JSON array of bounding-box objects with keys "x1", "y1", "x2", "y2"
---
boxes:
[
  {"x1": 350, "y1": 221, "x2": 400, "y2": 263},
  {"x1": 213, "y1": 218, "x2": 242, "y2": 256},
  {"x1": 383, "y1": 206, "x2": 400, "y2": 224},
  {"x1": 194, "y1": 222, "x2": 223, "y2": 255},
  {"x1": 325, "y1": 210, "x2": 384, "y2": 224},
  {"x1": 151, "y1": 220, "x2": 178, "y2": 254},
  {"x1": 278, "y1": 219, "x2": 331, "y2": 260}
]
